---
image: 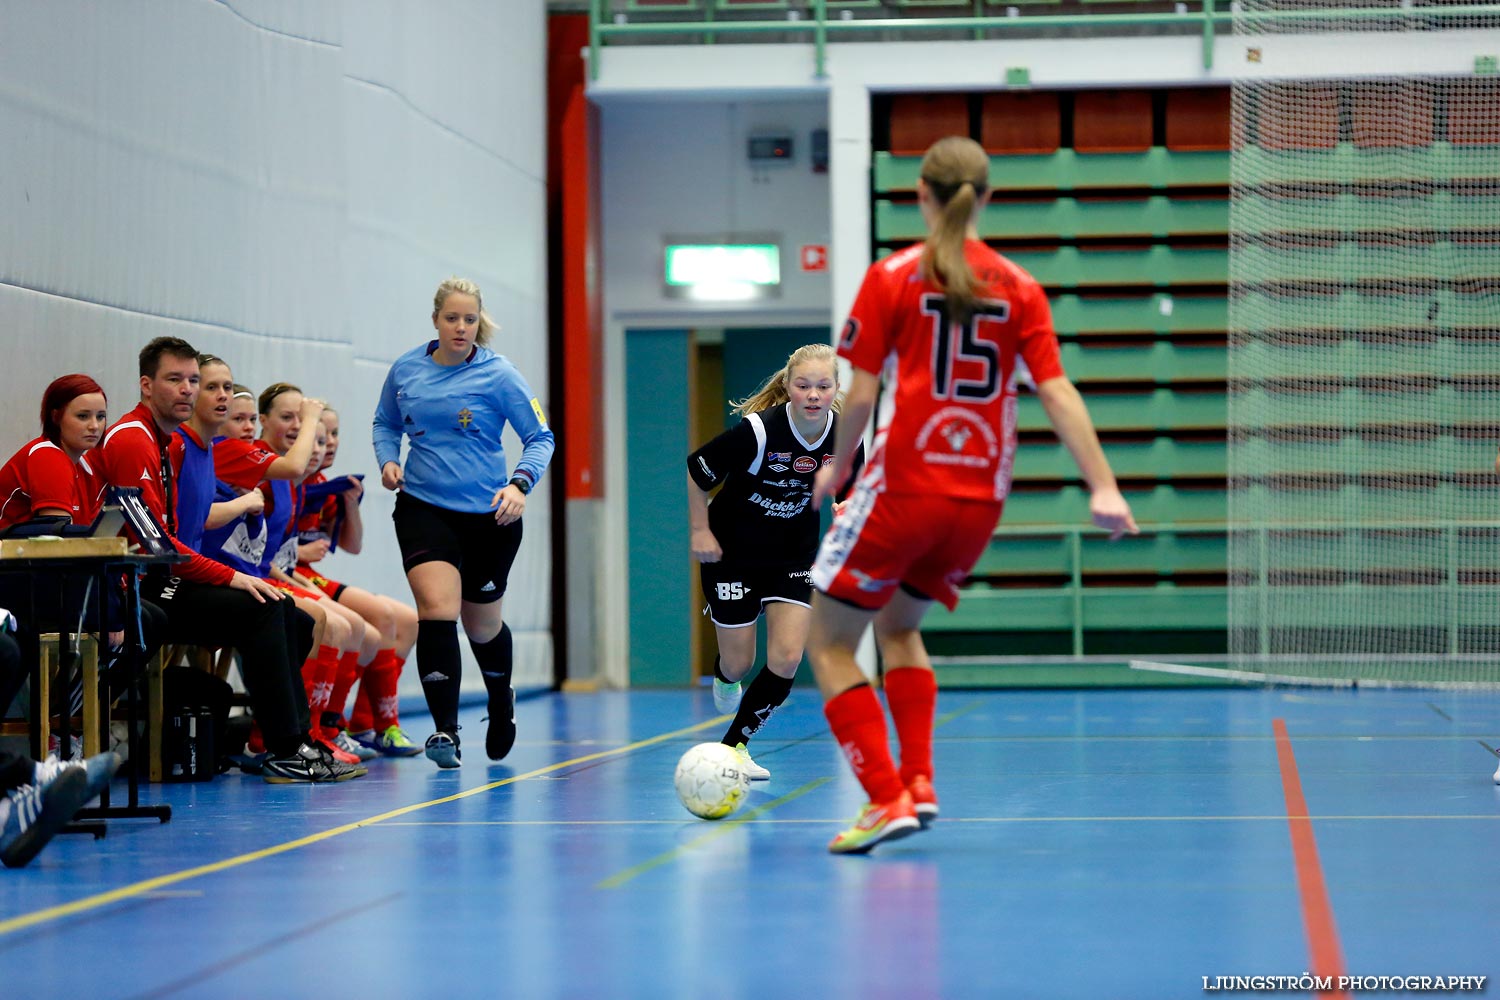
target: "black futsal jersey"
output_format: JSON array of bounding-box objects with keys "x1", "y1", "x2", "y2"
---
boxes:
[{"x1": 687, "y1": 403, "x2": 862, "y2": 569}]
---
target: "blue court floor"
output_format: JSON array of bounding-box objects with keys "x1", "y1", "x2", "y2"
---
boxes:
[{"x1": 0, "y1": 684, "x2": 1497, "y2": 1000}]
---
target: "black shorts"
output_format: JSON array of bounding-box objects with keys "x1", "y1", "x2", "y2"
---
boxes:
[
  {"x1": 392, "y1": 492, "x2": 522, "y2": 604},
  {"x1": 699, "y1": 561, "x2": 813, "y2": 628}
]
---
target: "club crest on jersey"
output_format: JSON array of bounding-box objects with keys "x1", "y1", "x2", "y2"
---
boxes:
[
  {"x1": 793, "y1": 456, "x2": 817, "y2": 473},
  {"x1": 914, "y1": 407, "x2": 1000, "y2": 469},
  {"x1": 822, "y1": 455, "x2": 836, "y2": 467},
  {"x1": 457, "y1": 407, "x2": 475, "y2": 430}
]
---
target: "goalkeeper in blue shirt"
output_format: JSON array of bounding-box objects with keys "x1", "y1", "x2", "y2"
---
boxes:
[{"x1": 374, "y1": 276, "x2": 555, "y2": 769}]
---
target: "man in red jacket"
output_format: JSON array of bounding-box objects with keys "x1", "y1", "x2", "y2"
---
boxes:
[{"x1": 98, "y1": 337, "x2": 361, "y2": 783}]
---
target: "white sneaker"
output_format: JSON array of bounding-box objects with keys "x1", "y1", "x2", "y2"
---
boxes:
[
  {"x1": 333, "y1": 730, "x2": 378, "y2": 762},
  {"x1": 733, "y1": 743, "x2": 770, "y2": 781},
  {"x1": 425, "y1": 732, "x2": 462, "y2": 769},
  {"x1": 36, "y1": 752, "x2": 123, "y2": 803},
  {"x1": 712, "y1": 677, "x2": 742, "y2": 714}
]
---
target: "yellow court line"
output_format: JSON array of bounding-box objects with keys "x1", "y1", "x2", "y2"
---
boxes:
[
  {"x1": 386, "y1": 812, "x2": 1500, "y2": 829},
  {"x1": 935, "y1": 699, "x2": 987, "y2": 728},
  {"x1": 596, "y1": 777, "x2": 831, "y2": 890},
  {"x1": 0, "y1": 716, "x2": 728, "y2": 938}
]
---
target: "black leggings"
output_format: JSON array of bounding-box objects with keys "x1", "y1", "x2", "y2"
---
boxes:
[{"x1": 141, "y1": 574, "x2": 310, "y2": 753}]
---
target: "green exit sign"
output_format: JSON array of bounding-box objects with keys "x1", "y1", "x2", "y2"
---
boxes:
[
  {"x1": 1477, "y1": 55, "x2": 1498, "y2": 75},
  {"x1": 1006, "y1": 66, "x2": 1031, "y2": 87}
]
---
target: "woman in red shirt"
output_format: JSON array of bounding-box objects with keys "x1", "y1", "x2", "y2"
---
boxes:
[
  {"x1": 0, "y1": 375, "x2": 167, "y2": 737},
  {"x1": 807, "y1": 136, "x2": 1137, "y2": 854},
  {"x1": 0, "y1": 374, "x2": 108, "y2": 533}
]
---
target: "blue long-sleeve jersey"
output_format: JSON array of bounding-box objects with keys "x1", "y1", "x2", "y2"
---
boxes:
[{"x1": 374, "y1": 341, "x2": 555, "y2": 514}]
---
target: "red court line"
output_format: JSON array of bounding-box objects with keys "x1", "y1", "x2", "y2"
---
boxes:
[{"x1": 1273, "y1": 718, "x2": 1351, "y2": 1000}]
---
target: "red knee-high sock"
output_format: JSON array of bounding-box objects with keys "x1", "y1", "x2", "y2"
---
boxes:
[
  {"x1": 371, "y1": 654, "x2": 404, "y2": 730},
  {"x1": 351, "y1": 650, "x2": 401, "y2": 733},
  {"x1": 823, "y1": 684, "x2": 904, "y2": 805},
  {"x1": 304, "y1": 645, "x2": 340, "y2": 741},
  {"x1": 326, "y1": 650, "x2": 363, "y2": 727},
  {"x1": 883, "y1": 666, "x2": 937, "y2": 784},
  {"x1": 349, "y1": 681, "x2": 375, "y2": 734}
]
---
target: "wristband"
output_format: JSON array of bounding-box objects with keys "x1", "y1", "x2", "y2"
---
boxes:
[{"x1": 508, "y1": 476, "x2": 532, "y2": 496}]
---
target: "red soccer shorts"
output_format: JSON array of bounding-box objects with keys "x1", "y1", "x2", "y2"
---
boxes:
[{"x1": 811, "y1": 487, "x2": 1003, "y2": 612}]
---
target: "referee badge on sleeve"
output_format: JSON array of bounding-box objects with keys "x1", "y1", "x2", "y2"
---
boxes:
[{"x1": 530, "y1": 397, "x2": 548, "y2": 426}]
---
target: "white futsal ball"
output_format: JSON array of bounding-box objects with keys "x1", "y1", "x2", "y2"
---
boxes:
[{"x1": 674, "y1": 742, "x2": 750, "y2": 820}]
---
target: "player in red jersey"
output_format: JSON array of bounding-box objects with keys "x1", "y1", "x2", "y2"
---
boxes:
[
  {"x1": 0, "y1": 375, "x2": 169, "y2": 736},
  {"x1": 296, "y1": 407, "x2": 422, "y2": 757},
  {"x1": 807, "y1": 136, "x2": 1137, "y2": 854},
  {"x1": 0, "y1": 374, "x2": 108, "y2": 533}
]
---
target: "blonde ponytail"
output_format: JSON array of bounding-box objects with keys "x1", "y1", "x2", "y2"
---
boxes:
[{"x1": 918, "y1": 136, "x2": 990, "y2": 322}]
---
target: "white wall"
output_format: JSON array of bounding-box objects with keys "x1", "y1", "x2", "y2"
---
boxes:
[
  {"x1": 598, "y1": 97, "x2": 834, "y2": 324},
  {"x1": 0, "y1": 0, "x2": 551, "y2": 690}
]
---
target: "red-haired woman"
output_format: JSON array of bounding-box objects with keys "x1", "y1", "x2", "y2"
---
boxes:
[
  {"x1": 0, "y1": 375, "x2": 166, "y2": 755},
  {"x1": 0, "y1": 374, "x2": 108, "y2": 533}
]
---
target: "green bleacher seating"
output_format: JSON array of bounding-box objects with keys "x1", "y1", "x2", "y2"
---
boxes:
[
  {"x1": 1051, "y1": 294, "x2": 1227, "y2": 334},
  {"x1": 870, "y1": 89, "x2": 1246, "y2": 655},
  {"x1": 927, "y1": 584, "x2": 1228, "y2": 633},
  {"x1": 1017, "y1": 389, "x2": 1225, "y2": 431},
  {"x1": 1233, "y1": 241, "x2": 1499, "y2": 286},
  {"x1": 1005, "y1": 485, "x2": 1227, "y2": 524},
  {"x1": 1233, "y1": 289, "x2": 1497, "y2": 335},
  {"x1": 1233, "y1": 142, "x2": 1500, "y2": 185},
  {"x1": 875, "y1": 196, "x2": 1229, "y2": 240},
  {"x1": 872, "y1": 148, "x2": 1231, "y2": 193},
  {"x1": 970, "y1": 529, "x2": 1228, "y2": 576},
  {"x1": 1004, "y1": 246, "x2": 1228, "y2": 288},
  {"x1": 1013, "y1": 437, "x2": 1226, "y2": 481},
  {"x1": 1058, "y1": 340, "x2": 1225, "y2": 383},
  {"x1": 1234, "y1": 190, "x2": 1500, "y2": 237}
]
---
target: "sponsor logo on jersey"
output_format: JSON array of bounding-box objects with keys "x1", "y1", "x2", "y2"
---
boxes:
[
  {"x1": 822, "y1": 455, "x2": 836, "y2": 467},
  {"x1": 768, "y1": 463, "x2": 789, "y2": 473},
  {"x1": 747, "y1": 491, "x2": 807, "y2": 518},
  {"x1": 767, "y1": 451, "x2": 791, "y2": 464},
  {"x1": 793, "y1": 456, "x2": 817, "y2": 473}
]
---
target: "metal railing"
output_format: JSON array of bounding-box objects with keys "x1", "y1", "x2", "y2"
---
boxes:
[{"x1": 588, "y1": 1, "x2": 1500, "y2": 78}]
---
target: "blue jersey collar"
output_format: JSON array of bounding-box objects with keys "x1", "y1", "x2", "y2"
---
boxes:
[{"x1": 426, "y1": 339, "x2": 479, "y2": 365}]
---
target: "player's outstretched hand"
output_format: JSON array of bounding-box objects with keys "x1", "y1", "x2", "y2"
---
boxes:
[
  {"x1": 691, "y1": 527, "x2": 722, "y2": 564},
  {"x1": 812, "y1": 464, "x2": 841, "y2": 509},
  {"x1": 1090, "y1": 488, "x2": 1138, "y2": 541},
  {"x1": 381, "y1": 462, "x2": 404, "y2": 491}
]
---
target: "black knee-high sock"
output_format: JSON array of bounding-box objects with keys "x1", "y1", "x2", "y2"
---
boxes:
[
  {"x1": 472, "y1": 624, "x2": 516, "y2": 759},
  {"x1": 470, "y1": 623, "x2": 513, "y2": 705},
  {"x1": 417, "y1": 619, "x2": 462, "y2": 737},
  {"x1": 721, "y1": 667, "x2": 794, "y2": 747}
]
